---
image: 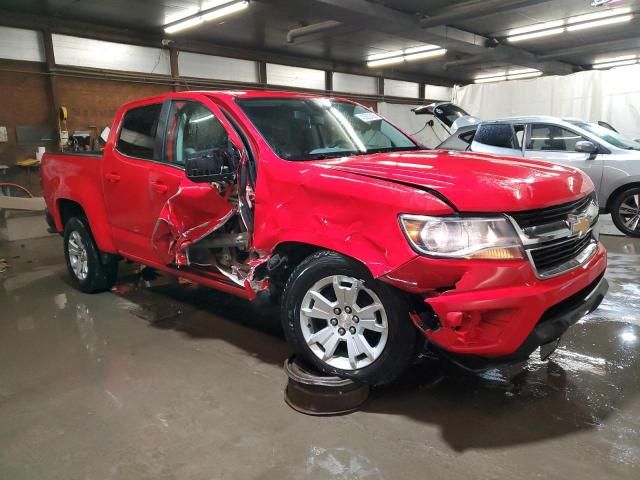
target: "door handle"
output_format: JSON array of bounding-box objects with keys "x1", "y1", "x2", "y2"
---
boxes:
[
  {"x1": 105, "y1": 172, "x2": 121, "y2": 182},
  {"x1": 151, "y1": 181, "x2": 168, "y2": 194}
]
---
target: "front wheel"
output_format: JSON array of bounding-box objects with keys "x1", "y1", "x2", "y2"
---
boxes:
[
  {"x1": 611, "y1": 187, "x2": 640, "y2": 237},
  {"x1": 281, "y1": 251, "x2": 418, "y2": 386},
  {"x1": 63, "y1": 217, "x2": 119, "y2": 293}
]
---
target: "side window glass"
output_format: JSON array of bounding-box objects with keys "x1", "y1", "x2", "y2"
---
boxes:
[
  {"x1": 527, "y1": 124, "x2": 584, "y2": 151},
  {"x1": 474, "y1": 124, "x2": 516, "y2": 149},
  {"x1": 117, "y1": 104, "x2": 162, "y2": 160},
  {"x1": 165, "y1": 101, "x2": 229, "y2": 166}
]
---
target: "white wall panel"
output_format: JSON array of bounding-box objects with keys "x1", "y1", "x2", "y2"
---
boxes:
[
  {"x1": 52, "y1": 34, "x2": 171, "y2": 75},
  {"x1": 332, "y1": 73, "x2": 377, "y2": 95},
  {"x1": 453, "y1": 64, "x2": 640, "y2": 138},
  {"x1": 178, "y1": 52, "x2": 258, "y2": 83},
  {"x1": 0, "y1": 27, "x2": 45, "y2": 63},
  {"x1": 424, "y1": 84, "x2": 452, "y2": 101},
  {"x1": 384, "y1": 79, "x2": 419, "y2": 98},
  {"x1": 266, "y1": 64, "x2": 325, "y2": 90}
]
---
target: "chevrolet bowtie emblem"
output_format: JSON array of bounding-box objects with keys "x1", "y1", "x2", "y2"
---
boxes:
[{"x1": 568, "y1": 214, "x2": 590, "y2": 237}]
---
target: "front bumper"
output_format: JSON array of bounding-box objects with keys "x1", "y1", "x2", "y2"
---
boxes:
[{"x1": 381, "y1": 242, "x2": 607, "y2": 359}]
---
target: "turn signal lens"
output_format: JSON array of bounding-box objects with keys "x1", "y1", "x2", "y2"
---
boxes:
[{"x1": 469, "y1": 246, "x2": 524, "y2": 260}]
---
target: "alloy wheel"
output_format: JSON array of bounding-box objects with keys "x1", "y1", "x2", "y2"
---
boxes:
[
  {"x1": 68, "y1": 231, "x2": 89, "y2": 281},
  {"x1": 299, "y1": 275, "x2": 389, "y2": 371},
  {"x1": 618, "y1": 193, "x2": 640, "y2": 232}
]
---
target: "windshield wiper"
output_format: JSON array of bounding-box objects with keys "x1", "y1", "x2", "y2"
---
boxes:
[
  {"x1": 365, "y1": 146, "x2": 423, "y2": 154},
  {"x1": 304, "y1": 151, "x2": 360, "y2": 160}
]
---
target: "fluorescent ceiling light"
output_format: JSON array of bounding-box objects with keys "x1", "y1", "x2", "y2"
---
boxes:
[
  {"x1": 474, "y1": 76, "x2": 507, "y2": 84},
  {"x1": 508, "y1": 27, "x2": 565, "y2": 42},
  {"x1": 507, "y1": 68, "x2": 539, "y2": 75},
  {"x1": 475, "y1": 70, "x2": 506, "y2": 80},
  {"x1": 592, "y1": 58, "x2": 638, "y2": 69},
  {"x1": 366, "y1": 44, "x2": 445, "y2": 68},
  {"x1": 594, "y1": 54, "x2": 637, "y2": 63},
  {"x1": 202, "y1": 1, "x2": 248, "y2": 21},
  {"x1": 404, "y1": 45, "x2": 441, "y2": 55},
  {"x1": 507, "y1": 71, "x2": 543, "y2": 80},
  {"x1": 164, "y1": 0, "x2": 248, "y2": 34},
  {"x1": 403, "y1": 48, "x2": 447, "y2": 61},
  {"x1": 367, "y1": 49, "x2": 405, "y2": 62},
  {"x1": 508, "y1": 20, "x2": 564, "y2": 36},
  {"x1": 566, "y1": 14, "x2": 633, "y2": 31},
  {"x1": 367, "y1": 56, "x2": 405, "y2": 67},
  {"x1": 165, "y1": 16, "x2": 204, "y2": 34},
  {"x1": 567, "y1": 6, "x2": 631, "y2": 24},
  {"x1": 506, "y1": 7, "x2": 634, "y2": 42},
  {"x1": 474, "y1": 68, "x2": 542, "y2": 83}
]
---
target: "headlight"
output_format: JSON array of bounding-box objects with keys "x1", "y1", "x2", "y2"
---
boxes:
[
  {"x1": 400, "y1": 215, "x2": 524, "y2": 260},
  {"x1": 585, "y1": 196, "x2": 599, "y2": 225}
]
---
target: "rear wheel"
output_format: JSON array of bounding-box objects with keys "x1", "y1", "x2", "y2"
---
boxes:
[
  {"x1": 611, "y1": 187, "x2": 640, "y2": 237},
  {"x1": 63, "y1": 217, "x2": 118, "y2": 293},
  {"x1": 281, "y1": 251, "x2": 418, "y2": 386}
]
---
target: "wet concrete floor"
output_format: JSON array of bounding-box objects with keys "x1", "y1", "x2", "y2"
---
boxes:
[{"x1": 0, "y1": 235, "x2": 638, "y2": 479}]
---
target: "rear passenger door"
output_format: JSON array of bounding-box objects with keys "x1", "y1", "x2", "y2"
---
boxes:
[
  {"x1": 523, "y1": 123, "x2": 604, "y2": 189},
  {"x1": 471, "y1": 123, "x2": 525, "y2": 157},
  {"x1": 104, "y1": 102, "x2": 164, "y2": 260}
]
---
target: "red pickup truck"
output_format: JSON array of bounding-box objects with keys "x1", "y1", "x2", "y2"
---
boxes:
[{"x1": 42, "y1": 90, "x2": 608, "y2": 385}]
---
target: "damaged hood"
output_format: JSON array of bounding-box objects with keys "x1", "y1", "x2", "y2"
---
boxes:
[{"x1": 318, "y1": 150, "x2": 593, "y2": 212}]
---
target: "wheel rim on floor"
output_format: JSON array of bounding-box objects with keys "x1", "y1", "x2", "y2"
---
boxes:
[
  {"x1": 68, "y1": 231, "x2": 89, "y2": 280},
  {"x1": 618, "y1": 193, "x2": 640, "y2": 232},
  {"x1": 299, "y1": 275, "x2": 389, "y2": 371}
]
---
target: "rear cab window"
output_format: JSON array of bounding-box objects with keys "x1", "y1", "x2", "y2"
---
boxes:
[{"x1": 117, "y1": 103, "x2": 163, "y2": 160}]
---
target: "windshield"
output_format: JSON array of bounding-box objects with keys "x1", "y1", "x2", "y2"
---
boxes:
[
  {"x1": 236, "y1": 98, "x2": 419, "y2": 160},
  {"x1": 567, "y1": 120, "x2": 640, "y2": 150}
]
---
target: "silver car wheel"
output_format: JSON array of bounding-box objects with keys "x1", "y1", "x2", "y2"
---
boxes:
[
  {"x1": 618, "y1": 193, "x2": 640, "y2": 232},
  {"x1": 299, "y1": 275, "x2": 389, "y2": 371},
  {"x1": 68, "y1": 231, "x2": 89, "y2": 281}
]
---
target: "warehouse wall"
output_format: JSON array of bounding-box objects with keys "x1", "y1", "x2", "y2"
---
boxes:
[
  {"x1": 0, "y1": 24, "x2": 455, "y2": 194},
  {"x1": 55, "y1": 77, "x2": 169, "y2": 135},
  {"x1": 0, "y1": 60, "x2": 52, "y2": 192},
  {"x1": 454, "y1": 64, "x2": 640, "y2": 138}
]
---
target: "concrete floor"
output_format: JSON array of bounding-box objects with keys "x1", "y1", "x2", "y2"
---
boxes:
[{"x1": 0, "y1": 235, "x2": 638, "y2": 480}]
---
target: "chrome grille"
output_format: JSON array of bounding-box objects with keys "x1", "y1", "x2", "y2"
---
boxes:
[
  {"x1": 529, "y1": 234, "x2": 594, "y2": 271},
  {"x1": 510, "y1": 195, "x2": 593, "y2": 229},
  {"x1": 508, "y1": 194, "x2": 598, "y2": 278}
]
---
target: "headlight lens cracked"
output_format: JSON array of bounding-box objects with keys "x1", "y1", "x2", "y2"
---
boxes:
[{"x1": 400, "y1": 215, "x2": 524, "y2": 260}]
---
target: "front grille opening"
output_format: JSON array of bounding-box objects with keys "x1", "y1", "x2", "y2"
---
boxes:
[
  {"x1": 530, "y1": 234, "x2": 593, "y2": 272},
  {"x1": 508, "y1": 193, "x2": 597, "y2": 277}
]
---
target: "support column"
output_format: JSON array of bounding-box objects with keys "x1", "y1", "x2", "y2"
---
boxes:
[{"x1": 169, "y1": 47, "x2": 180, "y2": 92}]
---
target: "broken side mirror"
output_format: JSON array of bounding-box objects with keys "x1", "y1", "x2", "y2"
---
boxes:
[
  {"x1": 575, "y1": 140, "x2": 598, "y2": 158},
  {"x1": 185, "y1": 147, "x2": 239, "y2": 183}
]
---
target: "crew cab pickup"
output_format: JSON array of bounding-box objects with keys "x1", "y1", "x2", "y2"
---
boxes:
[{"x1": 42, "y1": 90, "x2": 608, "y2": 385}]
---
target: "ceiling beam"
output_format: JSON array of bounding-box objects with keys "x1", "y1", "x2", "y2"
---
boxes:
[
  {"x1": 419, "y1": 0, "x2": 554, "y2": 28},
  {"x1": 299, "y1": 0, "x2": 575, "y2": 75}
]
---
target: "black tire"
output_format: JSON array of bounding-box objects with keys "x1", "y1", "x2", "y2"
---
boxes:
[
  {"x1": 281, "y1": 250, "x2": 419, "y2": 386},
  {"x1": 610, "y1": 187, "x2": 640, "y2": 237},
  {"x1": 63, "y1": 217, "x2": 118, "y2": 293}
]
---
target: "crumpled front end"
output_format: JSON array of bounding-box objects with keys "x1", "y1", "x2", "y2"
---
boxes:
[{"x1": 381, "y1": 242, "x2": 607, "y2": 359}]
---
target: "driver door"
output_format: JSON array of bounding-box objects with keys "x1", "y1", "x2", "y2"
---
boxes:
[{"x1": 148, "y1": 98, "x2": 243, "y2": 267}]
